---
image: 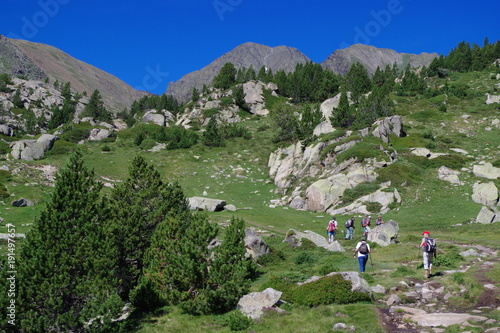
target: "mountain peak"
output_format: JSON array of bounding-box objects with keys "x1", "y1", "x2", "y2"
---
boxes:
[
  {"x1": 322, "y1": 44, "x2": 438, "y2": 75},
  {"x1": 166, "y1": 42, "x2": 311, "y2": 102}
]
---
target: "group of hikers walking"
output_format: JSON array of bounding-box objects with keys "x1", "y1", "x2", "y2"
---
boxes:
[
  {"x1": 326, "y1": 215, "x2": 384, "y2": 243},
  {"x1": 326, "y1": 215, "x2": 437, "y2": 278}
]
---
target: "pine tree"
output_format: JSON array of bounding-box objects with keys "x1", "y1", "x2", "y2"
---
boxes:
[
  {"x1": 192, "y1": 87, "x2": 200, "y2": 102},
  {"x1": 330, "y1": 90, "x2": 352, "y2": 128},
  {"x1": 82, "y1": 89, "x2": 112, "y2": 121},
  {"x1": 17, "y1": 151, "x2": 123, "y2": 332},
  {"x1": 132, "y1": 212, "x2": 219, "y2": 311},
  {"x1": 345, "y1": 62, "x2": 372, "y2": 101},
  {"x1": 13, "y1": 89, "x2": 24, "y2": 109},
  {"x1": 109, "y1": 155, "x2": 189, "y2": 300},
  {"x1": 212, "y1": 62, "x2": 237, "y2": 90},
  {"x1": 203, "y1": 116, "x2": 225, "y2": 147},
  {"x1": 206, "y1": 217, "x2": 257, "y2": 313}
]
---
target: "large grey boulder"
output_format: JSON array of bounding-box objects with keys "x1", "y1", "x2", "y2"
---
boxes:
[
  {"x1": 471, "y1": 181, "x2": 499, "y2": 206},
  {"x1": 243, "y1": 81, "x2": 270, "y2": 116},
  {"x1": 0, "y1": 124, "x2": 13, "y2": 136},
  {"x1": 10, "y1": 134, "x2": 58, "y2": 161},
  {"x1": 305, "y1": 165, "x2": 377, "y2": 212},
  {"x1": 367, "y1": 220, "x2": 399, "y2": 246},
  {"x1": 142, "y1": 110, "x2": 165, "y2": 126},
  {"x1": 88, "y1": 128, "x2": 112, "y2": 141},
  {"x1": 410, "y1": 147, "x2": 448, "y2": 159},
  {"x1": 244, "y1": 229, "x2": 269, "y2": 260},
  {"x1": 285, "y1": 229, "x2": 345, "y2": 252},
  {"x1": 486, "y1": 94, "x2": 500, "y2": 104},
  {"x1": 372, "y1": 115, "x2": 405, "y2": 143},
  {"x1": 473, "y1": 162, "x2": 500, "y2": 179},
  {"x1": 188, "y1": 197, "x2": 226, "y2": 212},
  {"x1": 12, "y1": 198, "x2": 34, "y2": 207},
  {"x1": 438, "y1": 166, "x2": 462, "y2": 185},
  {"x1": 476, "y1": 205, "x2": 499, "y2": 224},
  {"x1": 237, "y1": 288, "x2": 283, "y2": 320}
]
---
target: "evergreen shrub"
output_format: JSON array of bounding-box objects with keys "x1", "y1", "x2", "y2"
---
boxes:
[
  {"x1": 139, "y1": 138, "x2": 156, "y2": 150},
  {"x1": 223, "y1": 311, "x2": 253, "y2": 331},
  {"x1": 45, "y1": 140, "x2": 77, "y2": 156},
  {"x1": 285, "y1": 275, "x2": 371, "y2": 307},
  {"x1": 341, "y1": 183, "x2": 381, "y2": 206}
]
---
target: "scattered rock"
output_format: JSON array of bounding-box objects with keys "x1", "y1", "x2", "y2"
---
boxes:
[
  {"x1": 372, "y1": 115, "x2": 406, "y2": 143},
  {"x1": 473, "y1": 162, "x2": 500, "y2": 179},
  {"x1": 237, "y1": 288, "x2": 283, "y2": 320},
  {"x1": 244, "y1": 228, "x2": 269, "y2": 260},
  {"x1": 367, "y1": 220, "x2": 399, "y2": 246},
  {"x1": 285, "y1": 229, "x2": 345, "y2": 252},
  {"x1": 12, "y1": 198, "x2": 34, "y2": 207},
  {"x1": 471, "y1": 181, "x2": 499, "y2": 206},
  {"x1": 438, "y1": 166, "x2": 462, "y2": 185},
  {"x1": 188, "y1": 197, "x2": 226, "y2": 212}
]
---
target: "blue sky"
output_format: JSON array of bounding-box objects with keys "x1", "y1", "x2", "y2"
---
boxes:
[{"x1": 2, "y1": 0, "x2": 500, "y2": 95}]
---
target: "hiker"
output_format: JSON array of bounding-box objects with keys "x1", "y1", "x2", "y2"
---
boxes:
[
  {"x1": 326, "y1": 217, "x2": 337, "y2": 243},
  {"x1": 375, "y1": 215, "x2": 384, "y2": 226},
  {"x1": 418, "y1": 231, "x2": 436, "y2": 278},
  {"x1": 344, "y1": 217, "x2": 355, "y2": 240},
  {"x1": 361, "y1": 215, "x2": 371, "y2": 236},
  {"x1": 353, "y1": 237, "x2": 371, "y2": 273}
]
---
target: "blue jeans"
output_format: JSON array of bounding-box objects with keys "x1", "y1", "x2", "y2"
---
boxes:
[
  {"x1": 358, "y1": 255, "x2": 368, "y2": 273},
  {"x1": 345, "y1": 227, "x2": 354, "y2": 239}
]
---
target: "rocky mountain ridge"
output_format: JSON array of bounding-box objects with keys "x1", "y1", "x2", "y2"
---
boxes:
[
  {"x1": 321, "y1": 43, "x2": 439, "y2": 75},
  {"x1": 0, "y1": 35, "x2": 149, "y2": 113},
  {"x1": 166, "y1": 42, "x2": 311, "y2": 102},
  {"x1": 166, "y1": 42, "x2": 438, "y2": 102}
]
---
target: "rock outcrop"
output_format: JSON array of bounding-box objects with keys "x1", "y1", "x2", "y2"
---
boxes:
[
  {"x1": 10, "y1": 134, "x2": 58, "y2": 161},
  {"x1": 237, "y1": 288, "x2": 283, "y2": 320},
  {"x1": 473, "y1": 162, "x2": 500, "y2": 179},
  {"x1": 471, "y1": 181, "x2": 499, "y2": 207},
  {"x1": 284, "y1": 229, "x2": 345, "y2": 252},
  {"x1": 188, "y1": 197, "x2": 226, "y2": 212},
  {"x1": 244, "y1": 229, "x2": 270, "y2": 260},
  {"x1": 366, "y1": 220, "x2": 399, "y2": 246},
  {"x1": 372, "y1": 115, "x2": 406, "y2": 143}
]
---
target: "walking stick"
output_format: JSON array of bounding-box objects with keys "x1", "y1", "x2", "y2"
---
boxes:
[{"x1": 369, "y1": 252, "x2": 374, "y2": 272}]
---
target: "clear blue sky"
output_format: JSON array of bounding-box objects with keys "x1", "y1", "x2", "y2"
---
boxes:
[{"x1": 2, "y1": 0, "x2": 500, "y2": 95}]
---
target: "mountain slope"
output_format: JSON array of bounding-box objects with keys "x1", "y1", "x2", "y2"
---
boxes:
[
  {"x1": 0, "y1": 35, "x2": 46, "y2": 81},
  {"x1": 321, "y1": 43, "x2": 438, "y2": 75},
  {"x1": 166, "y1": 42, "x2": 311, "y2": 102},
  {"x1": 3, "y1": 36, "x2": 149, "y2": 113}
]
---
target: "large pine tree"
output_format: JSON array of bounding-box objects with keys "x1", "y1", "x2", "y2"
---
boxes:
[
  {"x1": 109, "y1": 155, "x2": 189, "y2": 300},
  {"x1": 17, "y1": 151, "x2": 123, "y2": 332}
]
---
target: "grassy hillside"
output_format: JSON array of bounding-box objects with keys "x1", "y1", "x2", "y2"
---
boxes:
[{"x1": 1, "y1": 69, "x2": 499, "y2": 332}]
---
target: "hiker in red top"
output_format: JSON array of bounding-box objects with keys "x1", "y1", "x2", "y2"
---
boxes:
[
  {"x1": 419, "y1": 231, "x2": 436, "y2": 278},
  {"x1": 326, "y1": 217, "x2": 337, "y2": 243}
]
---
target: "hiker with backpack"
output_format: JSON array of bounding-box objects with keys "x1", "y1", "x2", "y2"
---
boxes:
[
  {"x1": 419, "y1": 231, "x2": 436, "y2": 278},
  {"x1": 353, "y1": 237, "x2": 371, "y2": 273},
  {"x1": 375, "y1": 215, "x2": 384, "y2": 226},
  {"x1": 361, "y1": 215, "x2": 371, "y2": 236},
  {"x1": 326, "y1": 217, "x2": 337, "y2": 243},
  {"x1": 344, "y1": 217, "x2": 355, "y2": 240}
]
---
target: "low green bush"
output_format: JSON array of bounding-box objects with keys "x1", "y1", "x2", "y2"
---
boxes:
[
  {"x1": 0, "y1": 170, "x2": 12, "y2": 183},
  {"x1": 318, "y1": 262, "x2": 339, "y2": 276},
  {"x1": 336, "y1": 142, "x2": 382, "y2": 164},
  {"x1": 0, "y1": 183, "x2": 9, "y2": 198},
  {"x1": 258, "y1": 248, "x2": 286, "y2": 265},
  {"x1": 284, "y1": 275, "x2": 371, "y2": 307},
  {"x1": 376, "y1": 162, "x2": 422, "y2": 187},
  {"x1": 60, "y1": 128, "x2": 90, "y2": 143},
  {"x1": 222, "y1": 310, "x2": 253, "y2": 331},
  {"x1": 391, "y1": 265, "x2": 416, "y2": 277},
  {"x1": 295, "y1": 252, "x2": 316, "y2": 265},
  {"x1": 0, "y1": 140, "x2": 9, "y2": 154},
  {"x1": 45, "y1": 140, "x2": 78, "y2": 156},
  {"x1": 139, "y1": 138, "x2": 156, "y2": 150},
  {"x1": 341, "y1": 183, "x2": 381, "y2": 206}
]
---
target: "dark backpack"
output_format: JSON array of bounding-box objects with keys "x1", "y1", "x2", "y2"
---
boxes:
[
  {"x1": 345, "y1": 220, "x2": 351, "y2": 228},
  {"x1": 425, "y1": 238, "x2": 436, "y2": 253},
  {"x1": 359, "y1": 242, "x2": 369, "y2": 254}
]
